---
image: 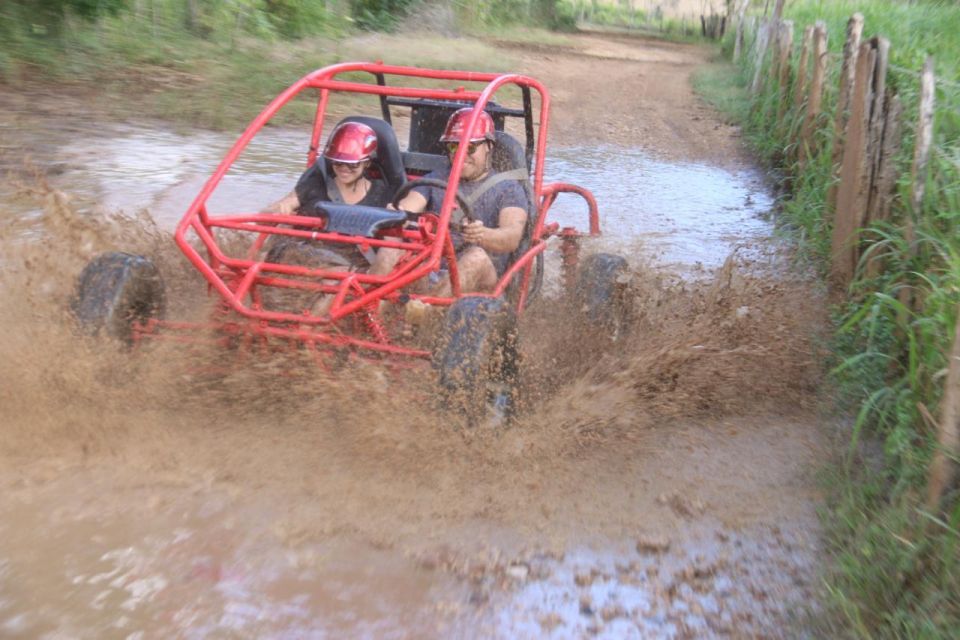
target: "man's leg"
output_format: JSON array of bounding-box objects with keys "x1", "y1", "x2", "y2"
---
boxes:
[
  {"x1": 368, "y1": 247, "x2": 404, "y2": 276},
  {"x1": 310, "y1": 246, "x2": 406, "y2": 317},
  {"x1": 433, "y1": 246, "x2": 497, "y2": 297}
]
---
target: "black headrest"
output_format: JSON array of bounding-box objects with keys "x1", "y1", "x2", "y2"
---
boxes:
[
  {"x1": 332, "y1": 116, "x2": 406, "y2": 191},
  {"x1": 491, "y1": 131, "x2": 530, "y2": 174}
]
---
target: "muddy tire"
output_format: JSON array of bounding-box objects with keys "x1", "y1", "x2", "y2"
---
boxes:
[
  {"x1": 71, "y1": 252, "x2": 165, "y2": 345},
  {"x1": 434, "y1": 296, "x2": 520, "y2": 428},
  {"x1": 572, "y1": 253, "x2": 633, "y2": 344}
]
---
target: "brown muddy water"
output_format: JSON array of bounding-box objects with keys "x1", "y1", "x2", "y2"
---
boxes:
[{"x1": 1, "y1": 123, "x2": 825, "y2": 638}]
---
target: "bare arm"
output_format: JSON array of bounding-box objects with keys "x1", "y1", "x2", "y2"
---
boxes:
[
  {"x1": 261, "y1": 190, "x2": 300, "y2": 214},
  {"x1": 392, "y1": 189, "x2": 428, "y2": 213},
  {"x1": 462, "y1": 206, "x2": 527, "y2": 254}
]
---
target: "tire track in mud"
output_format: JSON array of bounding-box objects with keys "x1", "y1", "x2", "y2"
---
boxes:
[{"x1": 0, "y1": 32, "x2": 828, "y2": 638}]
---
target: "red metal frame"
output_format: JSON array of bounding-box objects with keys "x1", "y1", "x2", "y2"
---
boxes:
[{"x1": 158, "y1": 62, "x2": 600, "y2": 362}]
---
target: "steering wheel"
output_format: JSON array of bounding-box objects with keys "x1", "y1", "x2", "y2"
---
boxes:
[{"x1": 391, "y1": 178, "x2": 474, "y2": 228}]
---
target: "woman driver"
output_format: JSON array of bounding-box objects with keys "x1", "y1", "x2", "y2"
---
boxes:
[{"x1": 265, "y1": 121, "x2": 392, "y2": 213}]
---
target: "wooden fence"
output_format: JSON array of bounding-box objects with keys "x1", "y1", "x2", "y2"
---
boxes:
[{"x1": 736, "y1": 10, "x2": 957, "y2": 513}]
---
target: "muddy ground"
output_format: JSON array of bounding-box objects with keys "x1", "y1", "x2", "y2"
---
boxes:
[{"x1": 0, "y1": 31, "x2": 829, "y2": 638}]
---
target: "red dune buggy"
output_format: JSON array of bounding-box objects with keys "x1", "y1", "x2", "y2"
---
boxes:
[{"x1": 72, "y1": 62, "x2": 631, "y2": 422}]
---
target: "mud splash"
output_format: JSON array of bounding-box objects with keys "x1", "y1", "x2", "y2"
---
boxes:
[{"x1": 0, "y1": 124, "x2": 826, "y2": 637}]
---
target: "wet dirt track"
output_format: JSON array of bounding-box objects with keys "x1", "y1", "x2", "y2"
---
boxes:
[{"x1": 0, "y1": 31, "x2": 828, "y2": 638}]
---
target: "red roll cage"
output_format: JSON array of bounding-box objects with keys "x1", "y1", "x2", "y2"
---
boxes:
[{"x1": 166, "y1": 62, "x2": 600, "y2": 361}]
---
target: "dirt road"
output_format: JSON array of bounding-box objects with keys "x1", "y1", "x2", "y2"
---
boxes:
[
  {"x1": 0, "y1": 31, "x2": 827, "y2": 638},
  {"x1": 498, "y1": 32, "x2": 746, "y2": 163}
]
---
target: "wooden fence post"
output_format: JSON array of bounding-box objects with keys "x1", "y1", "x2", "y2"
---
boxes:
[
  {"x1": 732, "y1": 0, "x2": 750, "y2": 63},
  {"x1": 897, "y1": 58, "x2": 936, "y2": 314},
  {"x1": 798, "y1": 21, "x2": 828, "y2": 171},
  {"x1": 831, "y1": 40, "x2": 877, "y2": 288},
  {"x1": 751, "y1": 21, "x2": 772, "y2": 93},
  {"x1": 793, "y1": 25, "x2": 814, "y2": 112},
  {"x1": 927, "y1": 304, "x2": 960, "y2": 514},
  {"x1": 864, "y1": 92, "x2": 903, "y2": 280},
  {"x1": 863, "y1": 37, "x2": 891, "y2": 228},
  {"x1": 751, "y1": 0, "x2": 787, "y2": 94},
  {"x1": 771, "y1": 0, "x2": 786, "y2": 28},
  {"x1": 826, "y1": 13, "x2": 865, "y2": 218},
  {"x1": 870, "y1": 93, "x2": 903, "y2": 225},
  {"x1": 776, "y1": 20, "x2": 794, "y2": 126},
  {"x1": 910, "y1": 57, "x2": 936, "y2": 217}
]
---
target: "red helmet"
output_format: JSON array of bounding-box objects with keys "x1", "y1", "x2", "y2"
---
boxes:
[
  {"x1": 440, "y1": 107, "x2": 496, "y2": 143},
  {"x1": 323, "y1": 122, "x2": 377, "y2": 163}
]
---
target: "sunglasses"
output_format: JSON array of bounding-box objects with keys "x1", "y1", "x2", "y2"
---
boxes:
[
  {"x1": 446, "y1": 141, "x2": 485, "y2": 156},
  {"x1": 331, "y1": 160, "x2": 363, "y2": 169}
]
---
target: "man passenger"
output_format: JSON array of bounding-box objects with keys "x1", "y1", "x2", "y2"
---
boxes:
[{"x1": 372, "y1": 107, "x2": 528, "y2": 295}]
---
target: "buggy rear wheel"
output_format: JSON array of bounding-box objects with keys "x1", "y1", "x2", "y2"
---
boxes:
[
  {"x1": 572, "y1": 253, "x2": 633, "y2": 344},
  {"x1": 434, "y1": 296, "x2": 520, "y2": 428},
  {"x1": 71, "y1": 252, "x2": 165, "y2": 345}
]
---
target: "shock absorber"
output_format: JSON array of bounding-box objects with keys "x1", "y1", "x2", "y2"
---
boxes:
[{"x1": 361, "y1": 304, "x2": 390, "y2": 344}]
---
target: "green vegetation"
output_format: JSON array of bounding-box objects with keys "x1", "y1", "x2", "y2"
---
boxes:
[
  {"x1": 561, "y1": 0, "x2": 707, "y2": 39},
  {"x1": 0, "y1": 0, "x2": 574, "y2": 128},
  {"x1": 0, "y1": 0, "x2": 352, "y2": 128},
  {"x1": 564, "y1": 0, "x2": 646, "y2": 28},
  {"x1": 463, "y1": 0, "x2": 578, "y2": 31},
  {"x1": 698, "y1": 1, "x2": 960, "y2": 636},
  {"x1": 785, "y1": 0, "x2": 960, "y2": 79}
]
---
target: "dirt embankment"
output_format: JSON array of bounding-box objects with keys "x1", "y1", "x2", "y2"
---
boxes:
[{"x1": 0, "y1": 30, "x2": 828, "y2": 638}]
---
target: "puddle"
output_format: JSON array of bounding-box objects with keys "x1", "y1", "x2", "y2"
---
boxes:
[
  {"x1": 0, "y1": 476, "x2": 818, "y2": 640},
  {"x1": 54, "y1": 124, "x2": 313, "y2": 229},
  {"x1": 0, "y1": 474, "x2": 467, "y2": 639},
  {"x1": 544, "y1": 146, "x2": 774, "y2": 270},
  {"x1": 482, "y1": 523, "x2": 818, "y2": 638},
  {"x1": 38, "y1": 127, "x2": 774, "y2": 274}
]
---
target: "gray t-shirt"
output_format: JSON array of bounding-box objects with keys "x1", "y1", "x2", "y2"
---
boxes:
[{"x1": 415, "y1": 168, "x2": 529, "y2": 274}]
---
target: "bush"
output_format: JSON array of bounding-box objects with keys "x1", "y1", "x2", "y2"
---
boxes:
[
  {"x1": 264, "y1": 0, "x2": 335, "y2": 38},
  {"x1": 351, "y1": 0, "x2": 419, "y2": 31}
]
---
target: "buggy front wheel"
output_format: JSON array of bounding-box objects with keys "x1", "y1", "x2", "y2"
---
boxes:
[
  {"x1": 571, "y1": 252, "x2": 633, "y2": 344},
  {"x1": 70, "y1": 252, "x2": 165, "y2": 346},
  {"x1": 434, "y1": 296, "x2": 520, "y2": 428}
]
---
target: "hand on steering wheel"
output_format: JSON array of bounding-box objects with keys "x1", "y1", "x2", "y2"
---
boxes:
[
  {"x1": 391, "y1": 178, "x2": 474, "y2": 229},
  {"x1": 460, "y1": 220, "x2": 487, "y2": 247}
]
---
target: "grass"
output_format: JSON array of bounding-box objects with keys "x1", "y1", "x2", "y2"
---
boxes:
[
  {"x1": 465, "y1": 24, "x2": 577, "y2": 48},
  {"x1": 697, "y1": 1, "x2": 960, "y2": 636},
  {"x1": 784, "y1": 0, "x2": 960, "y2": 81},
  {"x1": 691, "y1": 61, "x2": 750, "y2": 127},
  {"x1": 0, "y1": 6, "x2": 529, "y2": 131},
  {"x1": 819, "y1": 464, "x2": 960, "y2": 639}
]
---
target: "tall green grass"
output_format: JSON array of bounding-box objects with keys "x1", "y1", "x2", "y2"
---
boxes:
[
  {"x1": 700, "y1": 1, "x2": 960, "y2": 636},
  {"x1": 0, "y1": 1, "x2": 580, "y2": 129},
  {"x1": 785, "y1": 0, "x2": 960, "y2": 80}
]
